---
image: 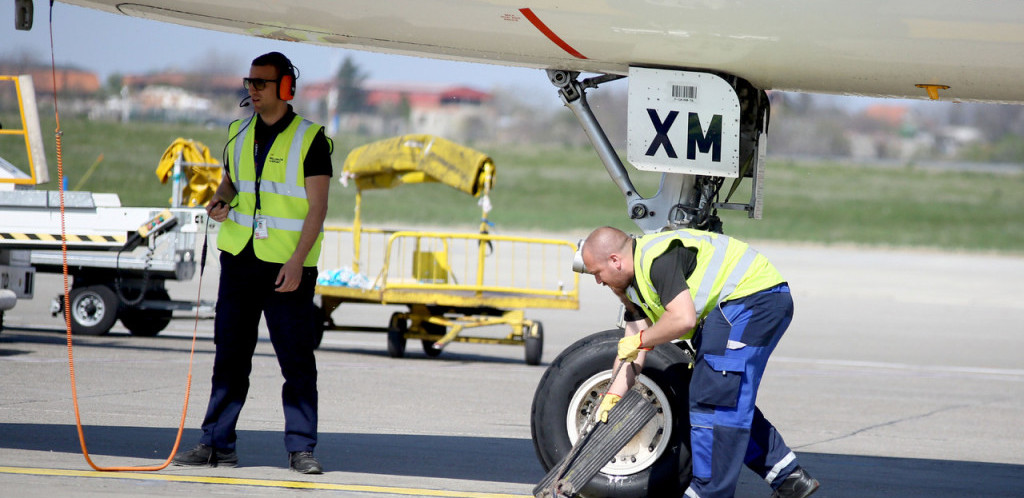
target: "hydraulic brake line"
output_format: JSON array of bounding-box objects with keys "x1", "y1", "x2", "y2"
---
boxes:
[{"x1": 48, "y1": 3, "x2": 203, "y2": 472}]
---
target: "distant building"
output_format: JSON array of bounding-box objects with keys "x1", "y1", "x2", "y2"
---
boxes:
[
  {"x1": 849, "y1": 103, "x2": 937, "y2": 161},
  {"x1": 305, "y1": 80, "x2": 495, "y2": 142},
  {"x1": 0, "y1": 64, "x2": 100, "y2": 95},
  {"x1": 122, "y1": 72, "x2": 242, "y2": 98}
]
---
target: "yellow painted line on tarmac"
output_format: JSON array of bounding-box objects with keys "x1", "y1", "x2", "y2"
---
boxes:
[{"x1": 0, "y1": 466, "x2": 529, "y2": 498}]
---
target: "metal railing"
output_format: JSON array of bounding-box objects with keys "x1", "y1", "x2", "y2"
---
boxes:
[{"x1": 318, "y1": 225, "x2": 579, "y2": 301}]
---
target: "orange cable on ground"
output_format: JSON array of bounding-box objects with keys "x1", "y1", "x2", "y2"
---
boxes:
[{"x1": 48, "y1": 3, "x2": 201, "y2": 472}]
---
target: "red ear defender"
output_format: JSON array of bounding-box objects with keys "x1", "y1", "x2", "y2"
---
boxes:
[{"x1": 279, "y1": 73, "x2": 295, "y2": 101}]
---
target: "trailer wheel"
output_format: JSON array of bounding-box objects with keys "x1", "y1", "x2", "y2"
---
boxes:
[
  {"x1": 119, "y1": 289, "x2": 173, "y2": 337},
  {"x1": 420, "y1": 321, "x2": 445, "y2": 357},
  {"x1": 68, "y1": 285, "x2": 119, "y2": 336},
  {"x1": 531, "y1": 329, "x2": 692, "y2": 497},
  {"x1": 524, "y1": 321, "x2": 543, "y2": 366},
  {"x1": 386, "y1": 312, "x2": 407, "y2": 358}
]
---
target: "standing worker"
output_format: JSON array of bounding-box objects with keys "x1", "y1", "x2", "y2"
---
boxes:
[
  {"x1": 581, "y1": 226, "x2": 819, "y2": 498},
  {"x1": 174, "y1": 52, "x2": 332, "y2": 474}
]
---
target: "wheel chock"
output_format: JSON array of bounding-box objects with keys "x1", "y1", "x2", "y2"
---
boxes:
[{"x1": 533, "y1": 389, "x2": 658, "y2": 498}]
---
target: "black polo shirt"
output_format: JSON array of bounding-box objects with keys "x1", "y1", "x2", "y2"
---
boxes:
[
  {"x1": 623, "y1": 240, "x2": 697, "y2": 322},
  {"x1": 229, "y1": 105, "x2": 333, "y2": 179}
]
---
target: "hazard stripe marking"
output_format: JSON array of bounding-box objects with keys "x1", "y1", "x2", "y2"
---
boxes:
[
  {"x1": 0, "y1": 233, "x2": 124, "y2": 243},
  {"x1": 0, "y1": 466, "x2": 529, "y2": 497},
  {"x1": 519, "y1": 8, "x2": 587, "y2": 59}
]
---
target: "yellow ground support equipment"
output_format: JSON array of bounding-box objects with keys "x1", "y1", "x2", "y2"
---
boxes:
[
  {"x1": 155, "y1": 138, "x2": 222, "y2": 207},
  {"x1": 316, "y1": 135, "x2": 579, "y2": 365}
]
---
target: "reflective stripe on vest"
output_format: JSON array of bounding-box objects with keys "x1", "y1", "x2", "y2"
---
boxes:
[
  {"x1": 630, "y1": 229, "x2": 784, "y2": 339},
  {"x1": 219, "y1": 115, "x2": 323, "y2": 265}
]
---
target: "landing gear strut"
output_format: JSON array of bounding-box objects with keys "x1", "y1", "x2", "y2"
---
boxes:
[{"x1": 546, "y1": 68, "x2": 770, "y2": 234}]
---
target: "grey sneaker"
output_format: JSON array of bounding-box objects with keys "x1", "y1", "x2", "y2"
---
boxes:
[
  {"x1": 289, "y1": 451, "x2": 323, "y2": 474},
  {"x1": 771, "y1": 467, "x2": 820, "y2": 498},
  {"x1": 172, "y1": 443, "x2": 238, "y2": 467}
]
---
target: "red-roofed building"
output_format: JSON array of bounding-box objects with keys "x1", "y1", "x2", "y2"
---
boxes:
[
  {"x1": 306, "y1": 80, "x2": 495, "y2": 142},
  {"x1": 862, "y1": 104, "x2": 910, "y2": 128},
  {"x1": 0, "y1": 65, "x2": 100, "y2": 95}
]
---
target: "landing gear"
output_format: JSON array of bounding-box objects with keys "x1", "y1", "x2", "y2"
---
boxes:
[{"x1": 546, "y1": 68, "x2": 770, "y2": 234}]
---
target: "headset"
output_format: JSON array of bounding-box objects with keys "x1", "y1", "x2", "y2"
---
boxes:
[{"x1": 278, "y1": 60, "x2": 298, "y2": 101}]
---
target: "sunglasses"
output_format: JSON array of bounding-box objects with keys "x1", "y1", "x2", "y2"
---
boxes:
[{"x1": 242, "y1": 77, "x2": 279, "y2": 91}]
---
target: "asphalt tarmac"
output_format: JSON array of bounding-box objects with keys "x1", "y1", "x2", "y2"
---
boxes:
[{"x1": 2, "y1": 240, "x2": 1023, "y2": 497}]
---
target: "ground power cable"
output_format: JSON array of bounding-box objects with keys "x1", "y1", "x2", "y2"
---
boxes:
[{"x1": 48, "y1": 2, "x2": 205, "y2": 472}]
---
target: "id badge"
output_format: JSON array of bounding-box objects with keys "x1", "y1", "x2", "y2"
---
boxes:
[{"x1": 253, "y1": 215, "x2": 269, "y2": 239}]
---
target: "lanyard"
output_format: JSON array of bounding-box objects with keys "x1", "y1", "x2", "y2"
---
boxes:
[{"x1": 252, "y1": 134, "x2": 277, "y2": 212}]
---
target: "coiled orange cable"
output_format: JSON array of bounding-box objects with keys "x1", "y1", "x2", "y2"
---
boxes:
[{"x1": 49, "y1": 3, "x2": 201, "y2": 472}]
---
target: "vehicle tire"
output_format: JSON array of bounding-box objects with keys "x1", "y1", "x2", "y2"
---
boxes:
[
  {"x1": 119, "y1": 289, "x2": 173, "y2": 337},
  {"x1": 421, "y1": 339, "x2": 443, "y2": 357},
  {"x1": 420, "y1": 321, "x2": 445, "y2": 357},
  {"x1": 68, "y1": 285, "x2": 120, "y2": 336},
  {"x1": 524, "y1": 321, "x2": 543, "y2": 366},
  {"x1": 531, "y1": 329, "x2": 692, "y2": 497},
  {"x1": 386, "y1": 312, "x2": 407, "y2": 358}
]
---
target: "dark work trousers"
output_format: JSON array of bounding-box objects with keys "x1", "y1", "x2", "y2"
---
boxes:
[
  {"x1": 685, "y1": 284, "x2": 798, "y2": 498},
  {"x1": 199, "y1": 243, "x2": 319, "y2": 453}
]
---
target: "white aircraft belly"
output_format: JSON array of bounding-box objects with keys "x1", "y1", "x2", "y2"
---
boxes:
[{"x1": 59, "y1": 0, "x2": 1024, "y2": 103}]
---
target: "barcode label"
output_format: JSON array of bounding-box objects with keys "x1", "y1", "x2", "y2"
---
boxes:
[{"x1": 672, "y1": 85, "x2": 697, "y2": 100}]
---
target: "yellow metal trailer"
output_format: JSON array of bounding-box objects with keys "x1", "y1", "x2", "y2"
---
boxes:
[{"x1": 315, "y1": 135, "x2": 578, "y2": 364}]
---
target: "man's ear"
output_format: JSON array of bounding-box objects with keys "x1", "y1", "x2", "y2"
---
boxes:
[{"x1": 609, "y1": 253, "x2": 621, "y2": 270}]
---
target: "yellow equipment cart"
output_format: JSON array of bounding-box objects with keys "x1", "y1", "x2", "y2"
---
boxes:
[{"x1": 315, "y1": 135, "x2": 579, "y2": 365}]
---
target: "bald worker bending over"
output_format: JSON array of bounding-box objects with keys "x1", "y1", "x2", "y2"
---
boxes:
[{"x1": 581, "y1": 226, "x2": 819, "y2": 498}]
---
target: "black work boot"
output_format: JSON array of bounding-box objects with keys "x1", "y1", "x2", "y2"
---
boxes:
[
  {"x1": 172, "y1": 443, "x2": 238, "y2": 467},
  {"x1": 771, "y1": 467, "x2": 820, "y2": 498},
  {"x1": 289, "y1": 451, "x2": 323, "y2": 474}
]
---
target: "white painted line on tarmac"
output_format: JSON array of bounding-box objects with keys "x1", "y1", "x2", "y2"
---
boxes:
[{"x1": 772, "y1": 356, "x2": 1024, "y2": 379}]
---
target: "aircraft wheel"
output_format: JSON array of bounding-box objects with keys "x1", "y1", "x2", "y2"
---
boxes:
[
  {"x1": 531, "y1": 329, "x2": 692, "y2": 497},
  {"x1": 524, "y1": 321, "x2": 543, "y2": 366},
  {"x1": 386, "y1": 312, "x2": 407, "y2": 358},
  {"x1": 68, "y1": 285, "x2": 119, "y2": 336}
]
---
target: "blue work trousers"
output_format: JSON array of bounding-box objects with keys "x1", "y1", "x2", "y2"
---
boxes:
[
  {"x1": 199, "y1": 245, "x2": 320, "y2": 453},
  {"x1": 686, "y1": 284, "x2": 798, "y2": 498}
]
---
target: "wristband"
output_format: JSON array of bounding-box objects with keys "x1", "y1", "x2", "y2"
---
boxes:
[{"x1": 638, "y1": 330, "x2": 653, "y2": 351}]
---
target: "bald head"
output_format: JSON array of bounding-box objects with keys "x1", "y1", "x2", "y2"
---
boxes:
[
  {"x1": 581, "y1": 226, "x2": 634, "y2": 291},
  {"x1": 583, "y1": 226, "x2": 632, "y2": 263}
]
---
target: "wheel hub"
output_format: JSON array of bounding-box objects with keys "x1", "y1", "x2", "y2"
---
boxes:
[
  {"x1": 74, "y1": 295, "x2": 105, "y2": 327},
  {"x1": 565, "y1": 370, "x2": 673, "y2": 476}
]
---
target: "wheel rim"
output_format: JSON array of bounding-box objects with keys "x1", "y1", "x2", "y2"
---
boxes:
[
  {"x1": 72, "y1": 292, "x2": 107, "y2": 328},
  {"x1": 565, "y1": 370, "x2": 673, "y2": 476}
]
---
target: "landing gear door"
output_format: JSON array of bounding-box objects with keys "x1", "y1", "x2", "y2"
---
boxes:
[{"x1": 627, "y1": 67, "x2": 741, "y2": 178}]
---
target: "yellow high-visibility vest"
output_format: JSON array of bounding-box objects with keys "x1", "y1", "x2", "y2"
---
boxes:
[
  {"x1": 627, "y1": 229, "x2": 784, "y2": 340},
  {"x1": 217, "y1": 114, "x2": 324, "y2": 266}
]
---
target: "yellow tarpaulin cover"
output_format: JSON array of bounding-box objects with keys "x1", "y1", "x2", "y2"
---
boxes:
[
  {"x1": 341, "y1": 134, "x2": 494, "y2": 196},
  {"x1": 155, "y1": 138, "x2": 222, "y2": 207}
]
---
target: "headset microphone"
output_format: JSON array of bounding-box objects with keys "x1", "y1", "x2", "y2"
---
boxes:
[{"x1": 239, "y1": 95, "x2": 252, "y2": 107}]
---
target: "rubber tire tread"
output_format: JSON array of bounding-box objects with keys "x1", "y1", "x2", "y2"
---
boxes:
[
  {"x1": 120, "y1": 288, "x2": 173, "y2": 337},
  {"x1": 530, "y1": 329, "x2": 693, "y2": 497}
]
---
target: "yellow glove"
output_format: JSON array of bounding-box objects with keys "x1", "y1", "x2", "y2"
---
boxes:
[
  {"x1": 597, "y1": 393, "x2": 621, "y2": 423},
  {"x1": 617, "y1": 331, "x2": 649, "y2": 362}
]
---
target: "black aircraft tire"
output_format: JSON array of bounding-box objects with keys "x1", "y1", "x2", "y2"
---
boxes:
[{"x1": 531, "y1": 329, "x2": 693, "y2": 497}]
